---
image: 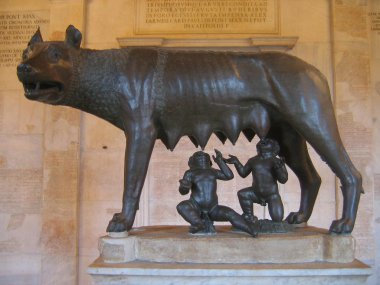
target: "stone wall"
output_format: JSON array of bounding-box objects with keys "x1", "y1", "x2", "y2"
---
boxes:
[
  {"x1": 369, "y1": 0, "x2": 380, "y2": 283},
  {"x1": 0, "y1": 0, "x2": 378, "y2": 284}
]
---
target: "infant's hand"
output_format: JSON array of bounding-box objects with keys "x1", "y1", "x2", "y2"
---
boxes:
[
  {"x1": 225, "y1": 155, "x2": 238, "y2": 164},
  {"x1": 214, "y1": 149, "x2": 222, "y2": 158},
  {"x1": 212, "y1": 149, "x2": 223, "y2": 163},
  {"x1": 274, "y1": 157, "x2": 285, "y2": 169},
  {"x1": 179, "y1": 179, "x2": 191, "y2": 188}
]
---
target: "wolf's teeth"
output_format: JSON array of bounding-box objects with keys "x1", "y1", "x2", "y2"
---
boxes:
[{"x1": 36, "y1": 82, "x2": 40, "y2": 90}]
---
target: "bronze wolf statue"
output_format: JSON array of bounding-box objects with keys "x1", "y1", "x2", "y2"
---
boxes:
[{"x1": 17, "y1": 25, "x2": 363, "y2": 234}]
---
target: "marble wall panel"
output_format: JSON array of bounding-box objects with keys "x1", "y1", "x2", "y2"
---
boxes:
[
  {"x1": 85, "y1": 0, "x2": 134, "y2": 45},
  {"x1": 41, "y1": 254, "x2": 77, "y2": 285},
  {"x1": 370, "y1": 0, "x2": 380, "y2": 283},
  {"x1": 78, "y1": 255, "x2": 96, "y2": 285},
  {"x1": 44, "y1": 107, "x2": 81, "y2": 152},
  {"x1": 43, "y1": 149, "x2": 79, "y2": 202},
  {"x1": 0, "y1": 134, "x2": 42, "y2": 170},
  {"x1": 41, "y1": 200, "x2": 77, "y2": 255},
  {"x1": 332, "y1": 0, "x2": 375, "y2": 266},
  {"x1": 79, "y1": 201, "x2": 120, "y2": 255},
  {"x1": 0, "y1": 254, "x2": 41, "y2": 285},
  {"x1": 0, "y1": 213, "x2": 41, "y2": 252},
  {"x1": 81, "y1": 115, "x2": 125, "y2": 151},
  {"x1": 0, "y1": 91, "x2": 44, "y2": 135},
  {"x1": 281, "y1": 0, "x2": 331, "y2": 43},
  {"x1": 0, "y1": 169, "x2": 42, "y2": 214},
  {"x1": 0, "y1": 212, "x2": 41, "y2": 277},
  {"x1": 80, "y1": 150, "x2": 124, "y2": 202},
  {"x1": 334, "y1": 1, "x2": 368, "y2": 41},
  {"x1": 0, "y1": 0, "x2": 49, "y2": 10},
  {"x1": 48, "y1": 1, "x2": 85, "y2": 41}
]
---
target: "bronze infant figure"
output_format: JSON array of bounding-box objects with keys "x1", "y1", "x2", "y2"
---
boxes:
[
  {"x1": 177, "y1": 150, "x2": 258, "y2": 237},
  {"x1": 227, "y1": 138, "x2": 288, "y2": 224},
  {"x1": 17, "y1": 25, "x2": 363, "y2": 234}
]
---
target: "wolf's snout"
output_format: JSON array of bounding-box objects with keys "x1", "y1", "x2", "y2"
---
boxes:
[{"x1": 17, "y1": 63, "x2": 32, "y2": 74}]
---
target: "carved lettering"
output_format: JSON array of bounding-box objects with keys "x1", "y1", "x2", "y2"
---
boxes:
[
  {"x1": 0, "y1": 169, "x2": 42, "y2": 214},
  {"x1": 136, "y1": 0, "x2": 278, "y2": 34},
  {"x1": 369, "y1": 11, "x2": 380, "y2": 35}
]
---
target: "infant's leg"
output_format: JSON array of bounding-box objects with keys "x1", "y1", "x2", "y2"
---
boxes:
[
  {"x1": 238, "y1": 187, "x2": 261, "y2": 222},
  {"x1": 267, "y1": 194, "x2": 284, "y2": 222},
  {"x1": 210, "y1": 205, "x2": 258, "y2": 237},
  {"x1": 177, "y1": 200, "x2": 204, "y2": 230}
]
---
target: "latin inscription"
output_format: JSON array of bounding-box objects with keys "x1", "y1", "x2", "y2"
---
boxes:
[
  {"x1": 135, "y1": 0, "x2": 278, "y2": 34},
  {"x1": 0, "y1": 169, "x2": 42, "y2": 214},
  {"x1": 0, "y1": 10, "x2": 49, "y2": 68},
  {"x1": 369, "y1": 10, "x2": 380, "y2": 60},
  {"x1": 369, "y1": 11, "x2": 380, "y2": 34}
]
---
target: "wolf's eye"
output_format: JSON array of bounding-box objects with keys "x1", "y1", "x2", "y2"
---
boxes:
[
  {"x1": 22, "y1": 48, "x2": 31, "y2": 61},
  {"x1": 48, "y1": 47, "x2": 62, "y2": 62}
]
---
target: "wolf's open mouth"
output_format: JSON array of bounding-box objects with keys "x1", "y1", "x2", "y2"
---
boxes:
[{"x1": 23, "y1": 81, "x2": 63, "y2": 97}]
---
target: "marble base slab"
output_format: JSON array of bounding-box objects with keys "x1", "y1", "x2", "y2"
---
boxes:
[
  {"x1": 97, "y1": 225, "x2": 355, "y2": 264},
  {"x1": 89, "y1": 226, "x2": 371, "y2": 285},
  {"x1": 88, "y1": 259, "x2": 371, "y2": 285}
]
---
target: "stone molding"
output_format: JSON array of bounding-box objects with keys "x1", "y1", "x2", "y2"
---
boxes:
[{"x1": 117, "y1": 36, "x2": 298, "y2": 52}]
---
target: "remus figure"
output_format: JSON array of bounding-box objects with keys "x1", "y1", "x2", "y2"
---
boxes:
[
  {"x1": 177, "y1": 150, "x2": 258, "y2": 237},
  {"x1": 226, "y1": 139, "x2": 288, "y2": 223}
]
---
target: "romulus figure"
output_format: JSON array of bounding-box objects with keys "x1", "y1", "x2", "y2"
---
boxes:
[
  {"x1": 226, "y1": 139, "x2": 288, "y2": 223},
  {"x1": 177, "y1": 150, "x2": 258, "y2": 237}
]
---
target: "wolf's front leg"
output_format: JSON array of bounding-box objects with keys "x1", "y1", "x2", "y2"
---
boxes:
[{"x1": 107, "y1": 126, "x2": 156, "y2": 232}]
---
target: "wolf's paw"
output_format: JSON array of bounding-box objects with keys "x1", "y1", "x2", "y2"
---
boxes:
[
  {"x1": 329, "y1": 218, "x2": 354, "y2": 234},
  {"x1": 106, "y1": 213, "x2": 129, "y2": 232},
  {"x1": 285, "y1": 211, "x2": 307, "y2": 224}
]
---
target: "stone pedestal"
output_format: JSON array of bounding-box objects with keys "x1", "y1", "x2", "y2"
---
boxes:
[{"x1": 88, "y1": 226, "x2": 372, "y2": 285}]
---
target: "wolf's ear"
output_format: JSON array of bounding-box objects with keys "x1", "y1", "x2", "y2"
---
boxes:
[
  {"x1": 28, "y1": 27, "x2": 43, "y2": 46},
  {"x1": 65, "y1": 25, "x2": 82, "y2": 49}
]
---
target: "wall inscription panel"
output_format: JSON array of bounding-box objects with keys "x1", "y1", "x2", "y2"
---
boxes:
[
  {"x1": 369, "y1": 10, "x2": 380, "y2": 35},
  {"x1": 0, "y1": 10, "x2": 49, "y2": 68},
  {"x1": 135, "y1": 0, "x2": 279, "y2": 34}
]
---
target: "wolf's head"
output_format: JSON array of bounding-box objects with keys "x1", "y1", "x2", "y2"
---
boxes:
[{"x1": 17, "y1": 25, "x2": 82, "y2": 105}]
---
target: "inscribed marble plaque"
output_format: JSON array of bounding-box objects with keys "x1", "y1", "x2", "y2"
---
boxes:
[
  {"x1": 369, "y1": 10, "x2": 380, "y2": 59},
  {"x1": 369, "y1": 10, "x2": 380, "y2": 35},
  {"x1": 135, "y1": 0, "x2": 279, "y2": 34}
]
